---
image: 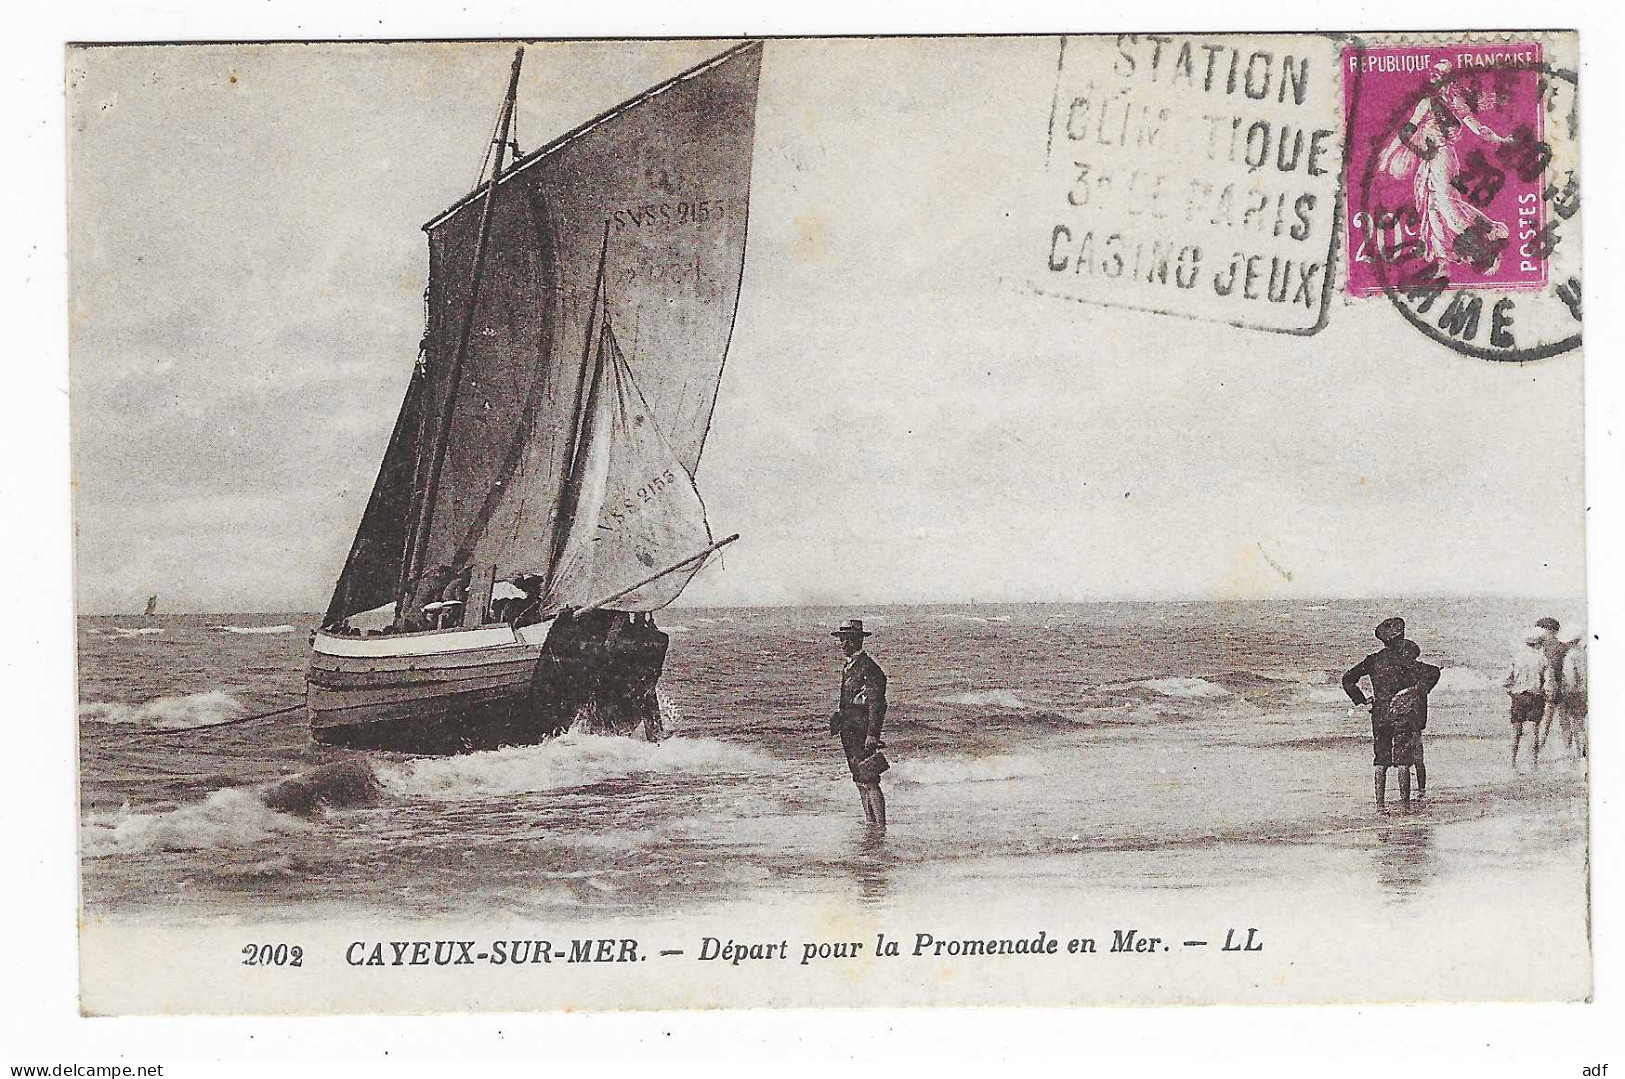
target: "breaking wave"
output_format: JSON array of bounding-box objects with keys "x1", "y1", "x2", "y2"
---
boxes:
[
  {"x1": 381, "y1": 731, "x2": 773, "y2": 801},
  {"x1": 1294, "y1": 666, "x2": 1497, "y2": 705},
  {"x1": 891, "y1": 753, "x2": 1047, "y2": 785},
  {"x1": 82, "y1": 788, "x2": 310, "y2": 858},
  {"x1": 935, "y1": 688, "x2": 1028, "y2": 710},
  {"x1": 1298, "y1": 684, "x2": 1352, "y2": 705},
  {"x1": 80, "y1": 690, "x2": 244, "y2": 729},
  {"x1": 1435, "y1": 667, "x2": 1500, "y2": 695},
  {"x1": 213, "y1": 854, "x2": 300, "y2": 879},
  {"x1": 654, "y1": 687, "x2": 688, "y2": 735},
  {"x1": 1256, "y1": 668, "x2": 1330, "y2": 686},
  {"x1": 209, "y1": 624, "x2": 296, "y2": 635},
  {"x1": 1116, "y1": 677, "x2": 1231, "y2": 700}
]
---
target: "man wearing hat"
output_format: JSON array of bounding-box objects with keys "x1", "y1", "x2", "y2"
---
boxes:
[
  {"x1": 829, "y1": 618, "x2": 889, "y2": 828},
  {"x1": 1342, "y1": 616, "x2": 1436, "y2": 806},
  {"x1": 1531, "y1": 617, "x2": 1570, "y2": 751}
]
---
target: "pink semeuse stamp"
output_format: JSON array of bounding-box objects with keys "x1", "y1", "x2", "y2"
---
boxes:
[{"x1": 1344, "y1": 42, "x2": 1548, "y2": 297}]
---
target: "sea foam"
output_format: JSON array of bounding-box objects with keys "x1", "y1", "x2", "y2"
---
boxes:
[
  {"x1": 1296, "y1": 666, "x2": 1498, "y2": 704},
  {"x1": 82, "y1": 788, "x2": 310, "y2": 858},
  {"x1": 79, "y1": 689, "x2": 245, "y2": 729},
  {"x1": 1119, "y1": 677, "x2": 1232, "y2": 700},
  {"x1": 381, "y1": 731, "x2": 772, "y2": 801},
  {"x1": 1434, "y1": 667, "x2": 1500, "y2": 695},
  {"x1": 1299, "y1": 684, "x2": 1353, "y2": 705},
  {"x1": 1258, "y1": 668, "x2": 1330, "y2": 685},
  {"x1": 891, "y1": 753, "x2": 1047, "y2": 785},
  {"x1": 935, "y1": 688, "x2": 1028, "y2": 710}
]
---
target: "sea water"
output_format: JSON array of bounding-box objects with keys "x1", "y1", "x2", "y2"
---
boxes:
[{"x1": 77, "y1": 599, "x2": 1588, "y2": 926}]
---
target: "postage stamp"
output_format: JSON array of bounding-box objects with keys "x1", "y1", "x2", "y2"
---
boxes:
[
  {"x1": 1344, "y1": 41, "x2": 1547, "y2": 297},
  {"x1": 1344, "y1": 35, "x2": 1582, "y2": 361}
]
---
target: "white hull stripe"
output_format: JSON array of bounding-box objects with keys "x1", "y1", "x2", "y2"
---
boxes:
[{"x1": 313, "y1": 625, "x2": 521, "y2": 658}]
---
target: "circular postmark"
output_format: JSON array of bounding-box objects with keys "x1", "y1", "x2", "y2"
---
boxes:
[{"x1": 1347, "y1": 42, "x2": 1581, "y2": 362}]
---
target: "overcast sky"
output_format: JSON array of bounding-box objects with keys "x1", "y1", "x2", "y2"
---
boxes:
[{"x1": 67, "y1": 38, "x2": 1585, "y2": 614}]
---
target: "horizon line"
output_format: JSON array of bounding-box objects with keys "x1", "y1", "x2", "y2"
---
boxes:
[{"x1": 77, "y1": 592, "x2": 1591, "y2": 618}]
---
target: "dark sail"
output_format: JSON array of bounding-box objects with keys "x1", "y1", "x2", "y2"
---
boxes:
[
  {"x1": 412, "y1": 42, "x2": 761, "y2": 596},
  {"x1": 321, "y1": 369, "x2": 426, "y2": 627}
]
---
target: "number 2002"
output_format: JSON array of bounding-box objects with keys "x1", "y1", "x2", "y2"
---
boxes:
[{"x1": 242, "y1": 943, "x2": 303, "y2": 967}]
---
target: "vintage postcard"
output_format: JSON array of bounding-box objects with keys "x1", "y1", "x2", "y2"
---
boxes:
[{"x1": 69, "y1": 32, "x2": 1588, "y2": 1015}]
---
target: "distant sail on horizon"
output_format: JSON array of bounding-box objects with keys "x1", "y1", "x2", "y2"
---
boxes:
[{"x1": 143, "y1": 595, "x2": 157, "y2": 617}]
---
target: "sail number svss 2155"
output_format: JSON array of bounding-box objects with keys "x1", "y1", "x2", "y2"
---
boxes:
[
  {"x1": 596, "y1": 468, "x2": 683, "y2": 535},
  {"x1": 612, "y1": 197, "x2": 730, "y2": 230}
]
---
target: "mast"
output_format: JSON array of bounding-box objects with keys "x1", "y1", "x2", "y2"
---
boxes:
[
  {"x1": 541, "y1": 222, "x2": 611, "y2": 601},
  {"x1": 393, "y1": 360, "x2": 431, "y2": 611},
  {"x1": 402, "y1": 45, "x2": 526, "y2": 608}
]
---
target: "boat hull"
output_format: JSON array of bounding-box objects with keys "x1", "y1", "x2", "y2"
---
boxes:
[
  {"x1": 306, "y1": 618, "x2": 668, "y2": 754},
  {"x1": 307, "y1": 626, "x2": 563, "y2": 753}
]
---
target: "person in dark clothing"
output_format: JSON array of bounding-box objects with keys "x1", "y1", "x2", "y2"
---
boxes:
[
  {"x1": 599, "y1": 612, "x2": 670, "y2": 741},
  {"x1": 829, "y1": 618, "x2": 889, "y2": 829},
  {"x1": 508, "y1": 575, "x2": 545, "y2": 628},
  {"x1": 436, "y1": 565, "x2": 472, "y2": 628},
  {"x1": 399, "y1": 565, "x2": 454, "y2": 631},
  {"x1": 1342, "y1": 616, "x2": 1439, "y2": 807},
  {"x1": 1388, "y1": 640, "x2": 1442, "y2": 801}
]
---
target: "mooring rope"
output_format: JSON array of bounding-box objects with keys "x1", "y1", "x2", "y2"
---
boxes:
[{"x1": 120, "y1": 699, "x2": 306, "y2": 738}]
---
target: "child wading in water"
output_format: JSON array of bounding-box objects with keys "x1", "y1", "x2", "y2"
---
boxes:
[
  {"x1": 1387, "y1": 641, "x2": 1441, "y2": 802},
  {"x1": 1343, "y1": 618, "x2": 1443, "y2": 808},
  {"x1": 1505, "y1": 629, "x2": 1557, "y2": 769}
]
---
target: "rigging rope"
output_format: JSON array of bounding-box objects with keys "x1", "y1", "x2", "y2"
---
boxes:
[
  {"x1": 474, "y1": 95, "x2": 507, "y2": 188},
  {"x1": 118, "y1": 700, "x2": 306, "y2": 739}
]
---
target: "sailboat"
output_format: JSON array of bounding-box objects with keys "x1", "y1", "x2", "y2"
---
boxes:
[
  {"x1": 144, "y1": 595, "x2": 158, "y2": 618},
  {"x1": 306, "y1": 42, "x2": 761, "y2": 754}
]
